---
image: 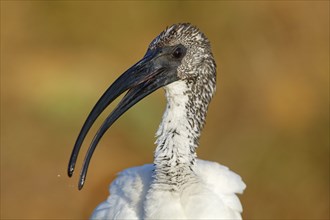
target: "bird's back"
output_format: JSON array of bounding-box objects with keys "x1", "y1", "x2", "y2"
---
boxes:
[{"x1": 91, "y1": 159, "x2": 245, "y2": 219}]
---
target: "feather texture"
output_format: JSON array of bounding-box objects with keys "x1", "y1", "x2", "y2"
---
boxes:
[{"x1": 91, "y1": 160, "x2": 245, "y2": 219}]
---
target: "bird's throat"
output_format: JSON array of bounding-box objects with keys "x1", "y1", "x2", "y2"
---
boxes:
[{"x1": 152, "y1": 81, "x2": 207, "y2": 191}]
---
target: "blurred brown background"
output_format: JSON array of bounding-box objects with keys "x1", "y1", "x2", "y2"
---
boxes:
[{"x1": 1, "y1": 1, "x2": 329, "y2": 219}]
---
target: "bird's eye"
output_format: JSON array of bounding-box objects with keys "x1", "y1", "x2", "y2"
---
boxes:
[{"x1": 172, "y1": 46, "x2": 184, "y2": 59}]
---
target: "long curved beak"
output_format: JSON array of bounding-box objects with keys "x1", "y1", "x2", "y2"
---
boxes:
[{"x1": 68, "y1": 49, "x2": 179, "y2": 189}]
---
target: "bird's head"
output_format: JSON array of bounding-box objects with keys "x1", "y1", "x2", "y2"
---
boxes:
[
  {"x1": 149, "y1": 23, "x2": 216, "y2": 83},
  {"x1": 68, "y1": 23, "x2": 216, "y2": 189}
]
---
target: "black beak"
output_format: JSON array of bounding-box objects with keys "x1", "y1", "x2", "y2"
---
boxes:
[{"x1": 68, "y1": 48, "x2": 180, "y2": 189}]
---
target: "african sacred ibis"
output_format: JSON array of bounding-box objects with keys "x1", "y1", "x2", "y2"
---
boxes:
[{"x1": 68, "y1": 23, "x2": 246, "y2": 219}]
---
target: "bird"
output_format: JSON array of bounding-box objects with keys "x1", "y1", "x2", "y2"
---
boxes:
[{"x1": 68, "y1": 23, "x2": 246, "y2": 219}]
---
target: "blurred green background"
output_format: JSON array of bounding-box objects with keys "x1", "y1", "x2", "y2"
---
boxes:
[{"x1": 1, "y1": 1, "x2": 329, "y2": 219}]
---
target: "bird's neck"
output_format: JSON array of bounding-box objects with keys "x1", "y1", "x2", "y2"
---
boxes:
[{"x1": 152, "y1": 81, "x2": 209, "y2": 191}]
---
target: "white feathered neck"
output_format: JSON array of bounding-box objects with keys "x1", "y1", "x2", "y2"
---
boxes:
[{"x1": 152, "y1": 79, "x2": 213, "y2": 192}]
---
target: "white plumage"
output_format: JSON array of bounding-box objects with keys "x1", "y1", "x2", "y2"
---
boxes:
[
  {"x1": 92, "y1": 80, "x2": 245, "y2": 219},
  {"x1": 68, "y1": 23, "x2": 246, "y2": 219},
  {"x1": 91, "y1": 160, "x2": 245, "y2": 219}
]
